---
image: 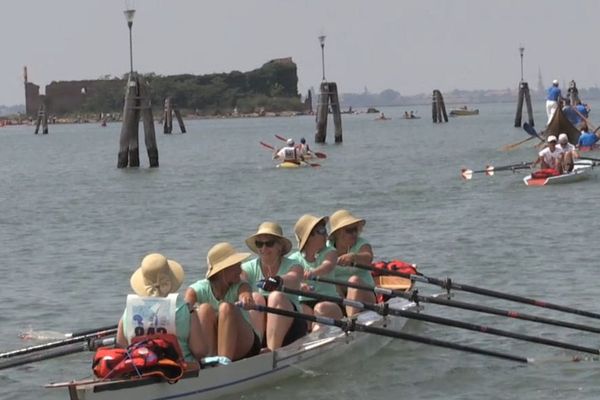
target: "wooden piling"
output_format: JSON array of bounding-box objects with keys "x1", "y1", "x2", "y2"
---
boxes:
[
  {"x1": 162, "y1": 97, "x2": 186, "y2": 134},
  {"x1": 34, "y1": 95, "x2": 48, "y2": 134},
  {"x1": 174, "y1": 109, "x2": 186, "y2": 133},
  {"x1": 314, "y1": 81, "x2": 343, "y2": 143},
  {"x1": 138, "y1": 79, "x2": 158, "y2": 167},
  {"x1": 431, "y1": 90, "x2": 448, "y2": 123},
  {"x1": 118, "y1": 75, "x2": 141, "y2": 168},
  {"x1": 163, "y1": 97, "x2": 173, "y2": 134},
  {"x1": 514, "y1": 81, "x2": 534, "y2": 127}
]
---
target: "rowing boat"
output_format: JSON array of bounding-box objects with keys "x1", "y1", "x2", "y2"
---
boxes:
[
  {"x1": 47, "y1": 296, "x2": 418, "y2": 400},
  {"x1": 523, "y1": 160, "x2": 595, "y2": 186},
  {"x1": 449, "y1": 108, "x2": 479, "y2": 116}
]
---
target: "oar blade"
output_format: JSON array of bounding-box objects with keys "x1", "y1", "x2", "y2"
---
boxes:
[
  {"x1": 314, "y1": 151, "x2": 327, "y2": 159},
  {"x1": 259, "y1": 141, "x2": 275, "y2": 150},
  {"x1": 460, "y1": 169, "x2": 473, "y2": 180}
]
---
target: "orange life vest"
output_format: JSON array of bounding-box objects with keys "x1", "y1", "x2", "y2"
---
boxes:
[
  {"x1": 92, "y1": 333, "x2": 186, "y2": 383},
  {"x1": 371, "y1": 260, "x2": 417, "y2": 303}
]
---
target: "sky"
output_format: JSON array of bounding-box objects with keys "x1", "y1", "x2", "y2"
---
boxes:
[{"x1": 2, "y1": 0, "x2": 599, "y2": 106}]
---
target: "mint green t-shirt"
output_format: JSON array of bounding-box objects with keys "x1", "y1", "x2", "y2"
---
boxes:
[
  {"x1": 188, "y1": 279, "x2": 256, "y2": 336},
  {"x1": 242, "y1": 256, "x2": 302, "y2": 310},
  {"x1": 327, "y1": 237, "x2": 375, "y2": 285},
  {"x1": 288, "y1": 245, "x2": 339, "y2": 302}
]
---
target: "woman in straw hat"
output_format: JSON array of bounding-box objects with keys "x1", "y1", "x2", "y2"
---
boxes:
[
  {"x1": 241, "y1": 221, "x2": 307, "y2": 350},
  {"x1": 328, "y1": 209, "x2": 376, "y2": 316},
  {"x1": 184, "y1": 242, "x2": 261, "y2": 362},
  {"x1": 289, "y1": 214, "x2": 343, "y2": 329},
  {"x1": 116, "y1": 253, "x2": 206, "y2": 362}
]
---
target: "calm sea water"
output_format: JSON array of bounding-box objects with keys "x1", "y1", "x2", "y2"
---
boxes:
[{"x1": 1, "y1": 102, "x2": 600, "y2": 400}]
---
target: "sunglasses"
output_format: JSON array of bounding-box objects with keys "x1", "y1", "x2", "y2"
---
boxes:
[
  {"x1": 255, "y1": 239, "x2": 277, "y2": 248},
  {"x1": 344, "y1": 226, "x2": 359, "y2": 235},
  {"x1": 311, "y1": 225, "x2": 327, "y2": 236}
]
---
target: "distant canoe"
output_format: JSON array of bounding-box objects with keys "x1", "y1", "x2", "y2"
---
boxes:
[
  {"x1": 449, "y1": 109, "x2": 479, "y2": 117},
  {"x1": 401, "y1": 116, "x2": 421, "y2": 120}
]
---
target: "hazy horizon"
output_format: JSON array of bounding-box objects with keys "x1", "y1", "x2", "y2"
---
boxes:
[{"x1": 2, "y1": 0, "x2": 599, "y2": 106}]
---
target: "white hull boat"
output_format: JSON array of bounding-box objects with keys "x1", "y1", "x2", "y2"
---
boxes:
[
  {"x1": 47, "y1": 297, "x2": 418, "y2": 400},
  {"x1": 523, "y1": 160, "x2": 595, "y2": 186}
]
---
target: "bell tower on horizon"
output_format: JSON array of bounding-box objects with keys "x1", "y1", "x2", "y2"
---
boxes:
[{"x1": 537, "y1": 66, "x2": 544, "y2": 95}]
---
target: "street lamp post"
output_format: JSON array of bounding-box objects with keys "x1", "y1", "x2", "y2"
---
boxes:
[
  {"x1": 519, "y1": 46, "x2": 524, "y2": 82},
  {"x1": 318, "y1": 35, "x2": 326, "y2": 81},
  {"x1": 124, "y1": 8, "x2": 136, "y2": 75}
]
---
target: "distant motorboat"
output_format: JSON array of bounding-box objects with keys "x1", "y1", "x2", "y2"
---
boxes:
[{"x1": 449, "y1": 107, "x2": 479, "y2": 117}]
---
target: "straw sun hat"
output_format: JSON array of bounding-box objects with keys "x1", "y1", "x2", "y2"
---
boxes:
[
  {"x1": 329, "y1": 209, "x2": 366, "y2": 238},
  {"x1": 206, "y1": 242, "x2": 251, "y2": 279},
  {"x1": 245, "y1": 221, "x2": 292, "y2": 255},
  {"x1": 294, "y1": 214, "x2": 328, "y2": 251},
  {"x1": 130, "y1": 253, "x2": 185, "y2": 297}
]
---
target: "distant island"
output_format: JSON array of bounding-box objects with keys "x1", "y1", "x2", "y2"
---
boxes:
[{"x1": 4, "y1": 62, "x2": 600, "y2": 119}]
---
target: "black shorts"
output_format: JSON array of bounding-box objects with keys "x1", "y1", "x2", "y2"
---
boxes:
[
  {"x1": 282, "y1": 304, "x2": 309, "y2": 346},
  {"x1": 301, "y1": 300, "x2": 318, "y2": 309},
  {"x1": 243, "y1": 332, "x2": 261, "y2": 359}
]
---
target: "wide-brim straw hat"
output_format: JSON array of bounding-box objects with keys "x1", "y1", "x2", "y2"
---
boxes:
[
  {"x1": 294, "y1": 214, "x2": 328, "y2": 251},
  {"x1": 206, "y1": 242, "x2": 251, "y2": 279},
  {"x1": 329, "y1": 209, "x2": 366, "y2": 238},
  {"x1": 245, "y1": 221, "x2": 293, "y2": 255},
  {"x1": 130, "y1": 253, "x2": 185, "y2": 297}
]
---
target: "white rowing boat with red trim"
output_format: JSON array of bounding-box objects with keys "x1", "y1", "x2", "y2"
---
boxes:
[
  {"x1": 523, "y1": 160, "x2": 595, "y2": 186},
  {"x1": 46, "y1": 296, "x2": 418, "y2": 400}
]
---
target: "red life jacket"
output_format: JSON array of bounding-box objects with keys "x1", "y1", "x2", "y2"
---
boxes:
[
  {"x1": 532, "y1": 168, "x2": 560, "y2": 179},
  {"x1": 371, "y1": 260, "x2": 417, "y2": 303},
  {"x1": 92, "y1": 333, "x2": 185, "y2": 383}
]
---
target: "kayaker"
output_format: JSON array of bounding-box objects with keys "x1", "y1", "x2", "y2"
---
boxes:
[
  {"x1": 241, "y1": 222, "x2": 307, "y2": 350},
  {"x1": 289, "y1": 214, "x2": 343, "y2": 330},
  {"x1": 546, "y1": 80, "x2": 565, "y2": 124},
  {"x1": 116, "y1": 253, "x2": 205, "y2": 362},
  {"x1": 274, "y1": 138, "x2": 302, "y2": 163},
  {"x1": 577, "y1": 123, "x2": 600, "y2": 151},
  {"x1": 327, "y1": 209, "x2": 376, "y2": 316},
  {"x1": 296, "y1": 137, "x2": 312, "y2": 159},
  {"x1": 184, "y1": 242, "x2": 261, "y2": 361},
  {"x1": 557, "y1": 133, "x2": 578, "y2": 173},
  {"x1": 531, "y1": 135, "x2": 564, "y2": 174}
]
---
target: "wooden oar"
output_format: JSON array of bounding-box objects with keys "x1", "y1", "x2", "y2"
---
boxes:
[
  {"x1": 247, "y1": 303, "x2": 530, "y2": 363},
  {"x1": 270, "y1": 283, "x2": 600, "y2": 356},
  {"x1": 501, "y1": 123, "x2": 545, "y2": 151},
  {"x1": 312, "y1": 276, "x2": 600, "y2": 335},
  {"x1": 461, "y1": 162, "x2": 532, "y2": 180},
  {"x1": 260, "y1": 141, "x2": 276, "y2": 150},
  {"x1": 274, "y1": 134, "x2": 327, "y2": 159},
  {"x1": 0, "y1": 336, "x2": 115, "y2": 371},
  {"x1": 501, "y1": 136, "x2": 536, "y2": 152},
  {"x1": 0, "y1": 325, "x2": 117, "y2": 360},
  {"x1": 350, "y1": 263, "x2": 600, "y2": 320}
]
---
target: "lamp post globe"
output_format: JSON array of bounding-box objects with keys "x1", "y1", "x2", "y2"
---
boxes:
[
  {"x1": 123, "y1": 8, "x2": 136, "y2": 75},
  {"x1": 318, "y1": 35, "x2": 326, "y2": 81}
]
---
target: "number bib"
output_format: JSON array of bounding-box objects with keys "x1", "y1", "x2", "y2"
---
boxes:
[{"x1": 125, "y1": 293, "x2": 178, "y2": 342}]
